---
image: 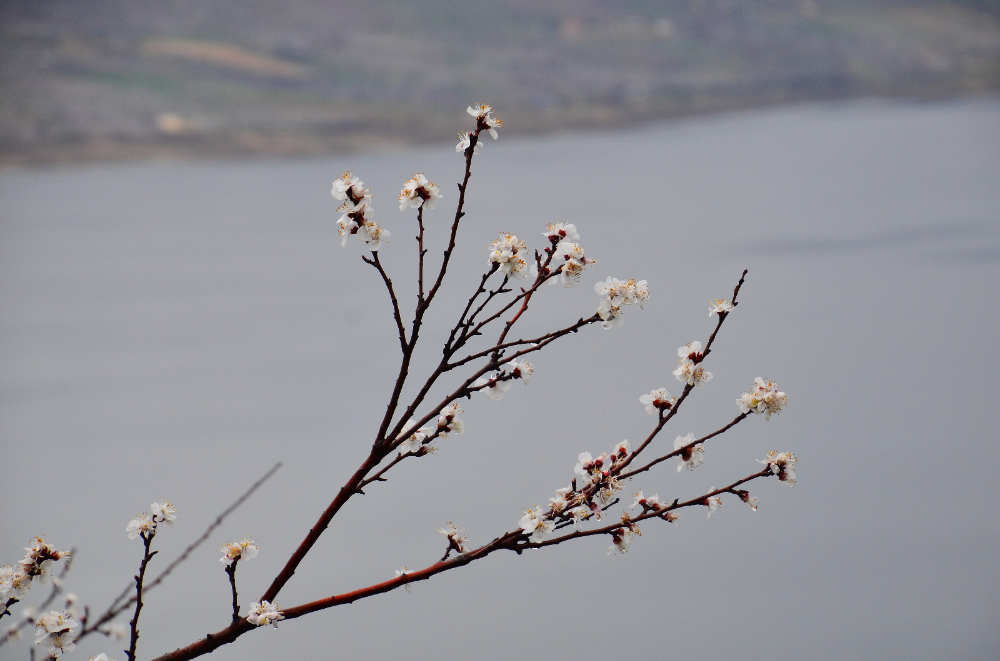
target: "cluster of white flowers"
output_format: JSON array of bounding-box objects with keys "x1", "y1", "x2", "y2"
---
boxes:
[
  {"x1": 607, "y1": 516, "x2": 641, "y2": 555},
  {"x1": 533, "y1": 223, "x2": 597, "y2": 287},
  {"x1": 0, "y1": 537, "x2": 71, "y2": 603},
  {"x1": 34, "y1": 610, "x2": 77, "y2": 657},
  {"x1": 219, "y1": 537, "x2": 259, "y2": 565},
  {"x1": 737, "y1": 377, "x2": 788, "y2": 420},
  {"x1": 595, "y1": 277, "x2": 649, "y2": 329},
  {"x1": 474, "y1": 359, "x2": 534, "y2": 400},
  {"x1": 331, "y1": 171, "x2": 390, "y2": 250},
  {"x1": 488, "y1": 232, "x2": 529, "y2": 278},
  {"x1": 435, "y1": 403, "x2": 465, "y2": 439},
  {"x1": 246, "y1": 600, "x2": 283, "y2": 628},
  {"x1": 709, "y1": 298, "x2": 735, "y2": 316},
  {"x1": 673, "y1": 433, "x2": 706, "y2": 472},
  {"x1": 759, "y1": 451, "x2": 797, "y2": 486},
  {"x1": 398, "y1": 173, "x2": 442, "y2": 212},
  {"x1": 673, "y1": 341, "x2": 713, "y2": 388},
  {"x1": 638, "y1": 387, "x2": 676, "y2": 415},
  {"x1": 518, "y1": 506, "x2": 556, "y2": 543},
  {"x1": 126, "y1": 499, "x2": 177, "y2": 540},
  {"x1": 437, "y1": 523, "x2": 468, "y2": 555}
]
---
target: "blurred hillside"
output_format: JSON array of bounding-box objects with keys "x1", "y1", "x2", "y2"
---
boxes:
[{"x1": 1, "y1": 0, "x2": 997, "y2": 165}]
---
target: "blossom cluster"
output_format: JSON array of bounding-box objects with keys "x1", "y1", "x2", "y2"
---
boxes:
[
  {"x1": 639, "y1": 387, "x2": 676, "y2": 416},
  {"x1": 247, "y1": 600, "x2": 284, "y2": 627},
  {"x1": 595, "y1": 277, "x2": 649, "y2": 329},
  {"x1": 398, "y1": 173, "x2": 442, "y2": 212},
  {"x1": 673, "y1": 341, "x2": 713, "y2": 387},
  {"x1": 396, "y1": 403, "x2": 467, "y2": 457},
  {"x1": 537, "y1": 223, "x2": 597, "y2": 287},
  {"x1": 629, "y1": 490, "x2": 680, "y2": 525},
  {"x1": 0, "y1": 537, "x2": 70, "y2": 603},
  {"x1": 673, "y1": 433, "x2": 705, "y2": 472},
  {"x1": 488, "y1": 232, "x2": 529, "y2": 278},
  {"x1": 219, "y1": 537, "x2": 259, "y2": 565},
  {"x1": 607, "y1": 515, "x2": 642, "y2": 555},
  {"x1": 437, "y1": 523, "x2": 468, "y2": 555},
  {"x1": 34, "y1": 610, "x2": 77, "y2": 657},
  {"x1": 474, "y1": 359, "x2": 533, "y2": 400},
  {"x1": 737, "y1": 377, "x2": 788, "y2": 420},
  {"x1": 126, "y1": 499, "x2": 177, "y2": 540},
  {"x1": 332, "y1": 171, "x2": 390, "y2": 250},
  {"x1": 759, "y1": 451, "x2": 797, "y2": 486}
]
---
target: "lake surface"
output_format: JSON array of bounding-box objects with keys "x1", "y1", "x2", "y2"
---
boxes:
[{"x1": 2, "y1": 98, "x2": 999, "y2": 661}]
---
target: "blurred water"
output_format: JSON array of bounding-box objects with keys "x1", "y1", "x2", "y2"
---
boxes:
[{"x1": 1, "y1": 98, "x2": 998, "y2": 661}]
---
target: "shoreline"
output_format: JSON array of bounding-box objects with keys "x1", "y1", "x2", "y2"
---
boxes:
[{"x1": 1, "y1": 87, "x2": 995, "y2": 170}]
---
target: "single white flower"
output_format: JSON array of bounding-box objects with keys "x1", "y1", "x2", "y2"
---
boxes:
[
  {"x1": 612, "y1": 439, "x2": 630, "y2": 460},
  {"x1": 518, "y1": 506, "x2": 555, "y2": 543},
  {"x1": 358, "y1": 220, "x2": 390, "y2": 251},
  {"x1": 474, "y1": 375, "x2": 513, "y2": 400},
  {"x1": 437, "y1": 522, "x2": 468, "y2": 554},
  {"x1": 331, "y1": 171, "x2": 368, "y2": 202},
  {"x1": 570, "y1": 505, "x2": 590, "y2": 531},
  {"x1": 661, "y1": 510, "x2": 680, "y2": 526},
  {"x1": 549, "y1": 486, "x2": 573, "y2": 513},
  {"x1": 639, "y1": 388, "x2": 676, "y2": 415},
  {"x1": 542, "y1": 222, "x2": 580, "y2": 243},
  {"x1": 597, "y1": 299, "x2": 624, "y2": 329},
  {"x1": 705, "y1": 493, "x2": 723, "y2": 519},
  {"x1": 709, "y1": 298, "x2": 734, "y2": 316},
  {"x1": 467, "y1": 103, "x2": 502, "y2": 138},
  {"x1": 397, "y1": 419, "x2": 430, "y2": 456},
  {"x1": 219, "y1": 536, "x2": 258, "y2": 565},
  {"x1": 607, "y1": 519, "x2": 640, "y2": 555},
  {"x1": 503, "y1": 360, "x2": 534, "y2": 384},
  {"x1": 455, "y1": 130, "x2": 482, "y2": 154},
  {"x1": 246, "y1": 600, "x2": 283, "y2": 627},
  {"x1": 574, "y1": 451, "x2": 605, "y2": 478},
  {"x1": 488, "y1": 232, "x2": 529, "y2": 278},
  {"x1": 398, "y1": 173, "x2": 443, "y2": 211},
  {"x1": 552, "y1": 241, "x2": 595, "y2": 287},
  {"x1": 0, "y1": 564, "x2": 30, "y2": 600},
  {"x1": 674, "y1": 433, "x2": 705, "y2": 472},
  {"x1": 126, "y1": 513, "x2": 156, "y2": 540},
  {"x1": 739, "y1": 492, "x2": 760, "y2": 511},
  {"x1": 150, "y1": 499, "x2": 176, "y2": 526},
  {"x1": 394, "y1": 567, "x2": 414, "y2": 593},
  {"x1": 758, "y1": 450, "x2": 797, "y2": 486}
]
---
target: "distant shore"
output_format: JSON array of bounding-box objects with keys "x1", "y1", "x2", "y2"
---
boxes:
[{"x1": 2, "y1": 87, "x2": 991, "y2": 169}]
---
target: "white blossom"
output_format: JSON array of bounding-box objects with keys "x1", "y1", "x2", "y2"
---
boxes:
[
  {"x1": 612, "y1": 439, "x2": 630, "y2": 461},
  {"x1": 674, "y1": 433, "x2": 705, "y2": 472},
  {"x1": 740, "y1": 492, "x2": 760, "y2": 511},
  {"x1": 17, "y1": 537, "x2": 69, "y2": 587},
  {"x1": 759, "y1": 450, "x2": 797, "y2": 486},
  {"x1": 89, "y1": 654, "x2": 116, "y2": 661},
  {"x1": 552, "y1": 241, "x2": 595, "y2": 286},
  {"x1": 0, "y1": 564, "x2": 30, "y2": 600},
  {"x1": 549, "y1": 487, "x2": 573, "y2": 513},
  {"x1": 569, "y1": 506, "x2": 590, "y2": 531},
  {"x1": 595, "y1": 277, "x2": 648, "y2": 328},
  {"x1": 219, "y1": 536, "x2": 259, "y2": 565},
  {"x1": 661, "y1": 511, "x2": 680, "y2": 526},
  {"x1": 331, "y1": 171, "x2": 368, "y2": 202},
  {"x1": 607, "y1": 519, "x2": 640, "y2": 555},
  {"x1": 34, "y1": 610, "x2": 77, "y2": 657},
  {"x1": 437, "y1": 523, "x2": 468, "y2": 554},
  {"x1": 629, "y1": 490, "x2": 660, "y2": 511},
  {"x1": 503, "y1": 360, "x2": 534, "y2": 384},
  {"x1": 573, "y1": 451, "x2": 606, "y2": 478},
  {"x1": 638, "y1": 388, "x2": 676, "y2": 415},
  {"x1": 737, "y1": 378, "x2": 788, "y2": 420},
  {"x1": 398, "y1": 173, "x2": 443, "y2": 211},
  {"x1": 542, "y1": 222, "x2": 580, "y2": 243},
  {"x1": 705, "y1": 493, "x2": 723, "y2": 519},
  {"x1": 518, "y1": 506, "x2": 555, "y2": 543},
  {"x1": 436, "y1": 403, "x2": 465, "y2": 438},
  {"x1": 394, "y1": 567, "x2": 414, "y2": 593},
  {"x1": 673, "y1": 345, "x2": 712, "y2": 388},
  {"x1": 126, "y1": 513, "x2": 155, "y2": 540},
  {"x1": 247, "y1": 600, "x2": 284, "y2": 627},
  {"x1": 488, "y1": 232, "x2": 529, "y2": 278},
  {"x1": 455, "y1": 130, "x2": 481, "y2": 154},
  {"x1": 709, "y1": 298, "x2": 734, "y2": 316},
  {"x1": 474, "y1": 374, "x2": 512, "y2": 400},
  {"x1": 397, "y1": 419, "x2": 430, "y2": 455},
  {"x1": 150, "y1": 499, "x2": 176, "y2": 526},
  {"x1": 467, "y1": 103, "x2": 502, "y2": 139}
]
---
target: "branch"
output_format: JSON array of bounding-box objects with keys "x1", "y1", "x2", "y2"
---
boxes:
[
  {"x1": 0, "y1": 549, "x2": 77, "y2": 647},
  {"x1": 224, "y1": 560, "x2": 240, "y2": 624},
  {"x1": 618, "y1": 412, "x2": 751, "y2": 480},
  {"x1": 126, "y1": 533, "x2": 158, "y2": 661},
  {"x1": 362, "y1": 251, "x2": 407, "y2": 352},
  {"x1": 78, "y1": 462, "x2": 282, "y2": 641},
  {"x1": 416, "y1": 205, "x2": 426, "y2": 302}
]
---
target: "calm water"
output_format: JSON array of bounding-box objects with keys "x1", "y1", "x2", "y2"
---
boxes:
[{"x1": 2, "y1": 98, "x2": 999, "y2": 661}]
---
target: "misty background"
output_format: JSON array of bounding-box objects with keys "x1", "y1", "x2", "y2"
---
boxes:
[{"x1": 1, "y1": 2, "x2": 999, "y2": 661}]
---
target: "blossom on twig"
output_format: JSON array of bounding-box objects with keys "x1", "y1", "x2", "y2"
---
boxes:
[
  {"x1": 394, "y1": 567, "x2": 413, "y2": 593},
  {"x1": 674, "y1": 433, "x2": 705, "y2": 472},
  {"x1": 151, "y1": 498, "x2": 177, "y2": 526},
  {"x1": 467, "y1": 103, "x2": 502, "y2": 139},
  {"x1": 673, "y1": 342, "x2": 712, "y2": 387},
  {"x1": 455, "y1": 131, "x2": 481, "y2": 154},
  {"x1": 552, "y1": 241, "x2": 596, "y2": 286},
  {"x1": 542, "y1": 222, "x2": 580, "y2": 243},
  {"x1": 639, "y1": 388, "x2": 676, "y2": 415},
  {"x1": 438, "y1": 523, "x2": 468, "y2": 555},
  {"x1": 488, "y1": 232, "x2": 529, "y2": 278},
  {"x1": 436, "y1": 403, "x2": 465, "y2": 438},
  {"x1": 595, "y1": 277, "x2": 649, "y2": 329},
  {"x1": 125, "y1": 513, "x2": 156, "y2": 540},
  {"x1": 759, "y1": 451, "x2": 797, "y2": 486},
  {"x1": 518, "y1": 506, "x2": 555, "y2": 543},
  {"x1": 397, "y1": 419, "x2": 431, "y2": 455},
  {"x1": 219, "y1": 537, "x2": 259, "y2": 565},
  {"x1": 705, "y1": 493, "x2": 723, "y2": 519},
  {"x1": 607, "y1": 516, "x2": 640, "y2": 555},
  {"x1": 398, "y1": 173, "x2": 442, "y2": 211},
  {"x1": 737, "y1": 377, "x2": 788, "y2": 420},
  {"x1": 246, "y1": 600, "x2": 283, "y2": 627},
  {"x1": 331, "y1": 171, "x2": 390, "y2": 250},
  {"x1": 34, "y1": 610, "x2": 77, "y2": 657},
  {"x1": 709, "y1": 298, "x2": 734, "y2": 316}
]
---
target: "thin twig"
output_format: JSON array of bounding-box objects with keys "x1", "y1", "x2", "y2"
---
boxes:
[
  {"x1": 224, "y1": 559, "x2": 240, "y2": 624},
  {"x1": 126, "y1": 533, "x2": 158, "y2": 661},
  {"x1": 363, "y1": 252, "x2": 407, "y2": 352}
]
